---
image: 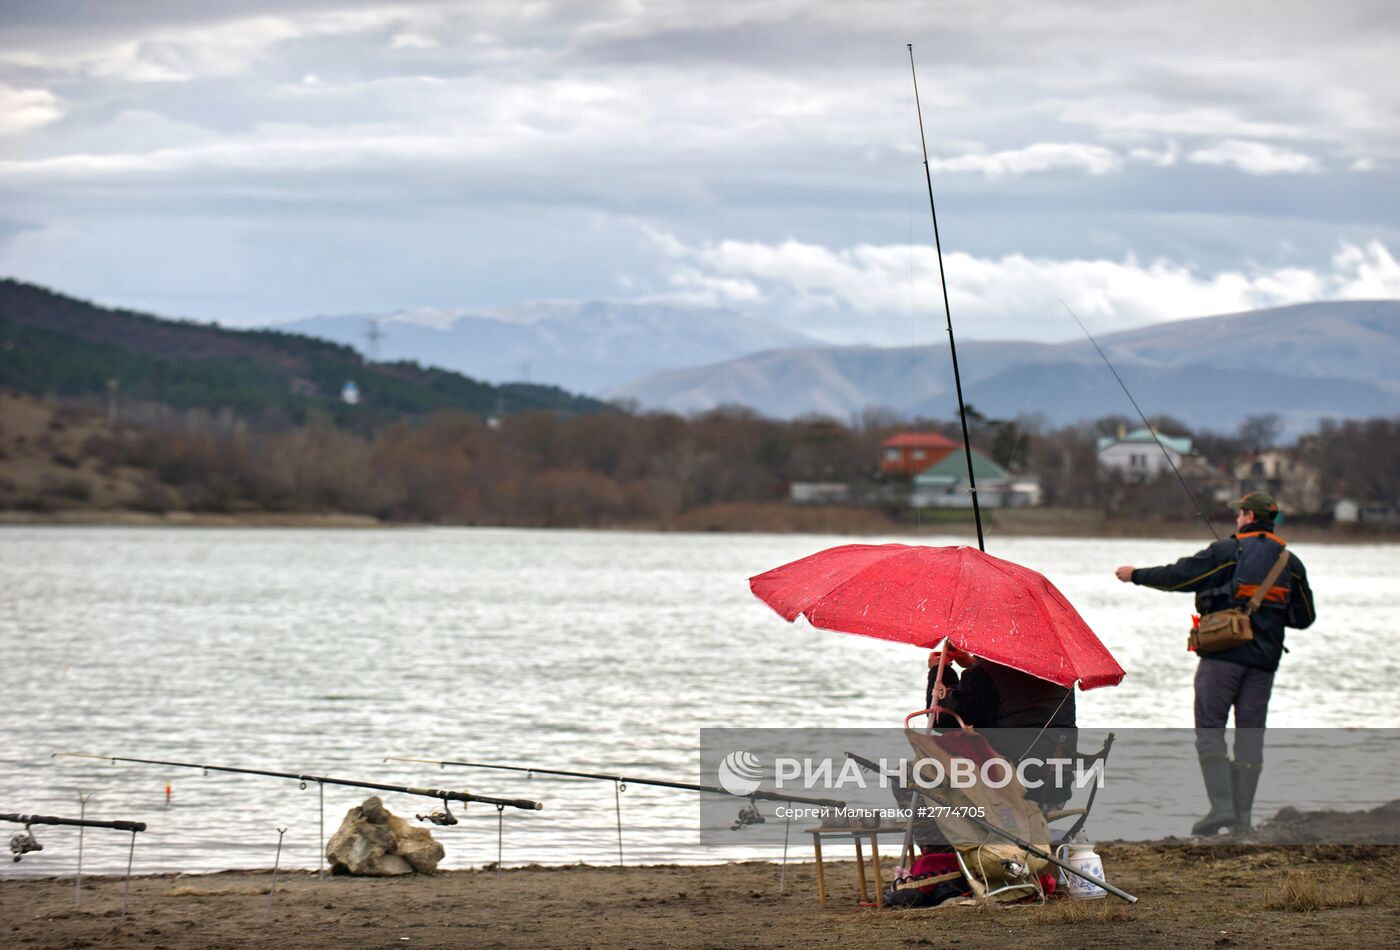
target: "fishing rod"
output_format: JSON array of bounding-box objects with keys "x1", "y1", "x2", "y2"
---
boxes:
[
  {"x1": 4, "y1": 809, "x2": 148, "y2": 914},
  {"x1": 53, "y1": 753, "x2": 544, "y2": 812},
  {"x1": 387, "y1": 756, "x2": 846, "y2": 870},
  {"x1": 919, "y1": 785, "x2": 1136, "y2": 903},
  {"x1": 909, "y1": 43, "x2": 984, "y2": 552},
  {"x1": 1060, "y1": 300, "x2": 1220, "y2": 540},
  {"x1": 384, "y1": 757, "x2": 845, "y2": 808},
  {"x1": 904, "y1": 42, "x2": 991, "y2": 870},
  {"x1": 4, "y1": 812, "x2": 146, "y2": 867},
  {"x1": 2, "y1": 813, "x2": 146, "y2": 834},
  {"x1": 55, "y1": 752, "x2": 543, "y2": 879},
  {"x1": 844, "y1": 752, "x2": 1137, "y2": 903}
]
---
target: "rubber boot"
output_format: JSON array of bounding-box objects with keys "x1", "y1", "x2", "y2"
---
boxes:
[
  {"x1": 1191, "y1": 755, "x2": 1236, "y2": 836},
  {"x1": 1231, "y1": 761, "x2": 1262, "y2": 834}
]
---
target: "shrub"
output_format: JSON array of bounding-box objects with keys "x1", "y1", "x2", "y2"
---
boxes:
[
  {"x1": 131, "y1": 478, "x2": 174, "y2": 514},
  {"x1": 45, "y1": 476, "x2": 92, "y2": 502}
]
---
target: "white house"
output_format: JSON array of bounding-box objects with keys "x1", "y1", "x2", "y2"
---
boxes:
[{"x1": 1097, "y1": 427, "x2": 1193, "y2": 482}]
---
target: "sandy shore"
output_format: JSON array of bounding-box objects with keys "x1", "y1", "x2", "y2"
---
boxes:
[{"x1": 4, "y1": 844, "x2": 1397, "y2": 949}]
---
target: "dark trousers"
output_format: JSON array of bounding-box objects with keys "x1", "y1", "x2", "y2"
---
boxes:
[{"x1": 1194, "y1": 658, "x2": 1274, "y2": 764}]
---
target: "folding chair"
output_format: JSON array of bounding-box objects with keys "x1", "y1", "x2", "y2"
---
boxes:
[{"x1": 903, "y1": 727, "x2": 1050, "y2": 903}]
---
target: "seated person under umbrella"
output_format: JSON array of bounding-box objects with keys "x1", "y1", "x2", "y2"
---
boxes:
[
  {"x1": 888, "y1": 647, "x2": 1078, "y2": 859},
  {"x1": 933, "y1": 647, "x2": 1079, "y2": 807}
]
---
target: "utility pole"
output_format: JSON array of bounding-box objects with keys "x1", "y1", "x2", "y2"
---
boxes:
[{"x1": 363, "y1": 318, "x2": 383, "y2": 362}]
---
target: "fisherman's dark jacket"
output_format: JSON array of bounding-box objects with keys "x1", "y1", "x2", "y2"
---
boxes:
[{"x1": 1130, "y1": 520, "x2": 1316, "y2": 672}]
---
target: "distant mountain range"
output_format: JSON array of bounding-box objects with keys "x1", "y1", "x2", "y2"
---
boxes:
[
  {"x1": 607, "y1": 300, "x2": 1400, "y2": 432},
  {"x1": 0, "y1": 280, "x2": 603, "y2": 423},
  {"x1": 281, "y1": 302, "x2": 817, "y2": 395},
  {"x1": 11, "y1": 277, "x2": 1393, "y2": 435}
]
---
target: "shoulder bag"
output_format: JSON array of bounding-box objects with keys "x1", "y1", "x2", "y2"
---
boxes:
[{"x1": 1189, "y1": 545, "x2": 1290, "y2": 654}]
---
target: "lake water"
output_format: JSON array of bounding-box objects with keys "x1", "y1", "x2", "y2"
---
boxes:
[{"x1": 2, "y1": 526, "x2": 1396, "y2": 877}]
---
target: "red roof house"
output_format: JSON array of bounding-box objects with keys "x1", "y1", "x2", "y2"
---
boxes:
[{"x1": 880, "y1": 431, "x2": 958, "y2": 476}]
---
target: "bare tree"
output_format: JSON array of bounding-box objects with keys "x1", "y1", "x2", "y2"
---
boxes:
[{"x1": 1238, "y1": 414, "x2": 1282, "y2": 453}]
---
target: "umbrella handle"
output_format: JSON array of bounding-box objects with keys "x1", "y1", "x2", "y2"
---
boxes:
[{"x1": 905, "y1": 707, "x2": 969, "y2": 730}]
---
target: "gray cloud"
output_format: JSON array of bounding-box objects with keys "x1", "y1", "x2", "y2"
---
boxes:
[{"x1": 0, "y1": 0, "x2": 1395, "y2": 338}]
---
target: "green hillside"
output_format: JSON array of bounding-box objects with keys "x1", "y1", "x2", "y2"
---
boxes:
[{"x1": 0, "y1": 278, "x2": 604, "y2": 425}]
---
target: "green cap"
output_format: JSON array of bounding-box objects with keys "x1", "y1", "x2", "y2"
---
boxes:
[{"x1": 1228, "y1": 490, "x2": 1279, "y2": 517}]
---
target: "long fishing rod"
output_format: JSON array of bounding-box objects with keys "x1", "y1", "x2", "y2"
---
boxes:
[
  {"x1": 909, "y1": 43, "x2": 984, "y2": 551},
  {"x1": 385, "y1": 757, "x2": 845, "y2": 808},
  {"x1": 53, "y1": 752, "x2": 544, "y2": 812},
  {"x1": 55, "y1": 751, "x2": 543, "y2": 879},
  {"x1": 844, "y1": 752, "x2": 1137, "y2": 903},
  {"x1": 388, "y1": 755, "x2": 845, "y2": 872},
  {"x1": 1060, "y1": 300, "x2": 1220, "y2": 540}
]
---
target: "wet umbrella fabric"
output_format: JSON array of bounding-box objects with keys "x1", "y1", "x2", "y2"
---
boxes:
[{"x1": 749, "y1": 543, "x2": 1124, "y2": 690}]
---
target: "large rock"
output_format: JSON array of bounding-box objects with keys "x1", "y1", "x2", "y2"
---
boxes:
[{"x1": 325, "y1": 796, "x2": 445, "y2": 876}]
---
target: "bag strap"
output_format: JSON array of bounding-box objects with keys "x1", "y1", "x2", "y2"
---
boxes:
[{"x1": 1244, "y1": 546, "x2": 1291, "y2": 616}]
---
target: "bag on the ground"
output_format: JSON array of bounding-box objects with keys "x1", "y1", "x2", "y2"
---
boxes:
[
  {"x1": 1190, "y1": 546, "x2": 1290, "y2": 654},
  {"x1": 885, "y1": 876, "x2": 970, "y2": 907},
  {"x1": 885, "y1": 850, "x2": 969, "y2": 907}
]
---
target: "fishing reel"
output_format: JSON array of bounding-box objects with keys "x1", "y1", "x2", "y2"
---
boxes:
[
  {"x1": 9, "y1": 826, "x2": 42, "y2": 863},
  {"x1": 416, "y1": 800, "x2": 459, "y2": 826},
  {"x1": 731, "y1": 800, "x2": 766, "y2": 831}
]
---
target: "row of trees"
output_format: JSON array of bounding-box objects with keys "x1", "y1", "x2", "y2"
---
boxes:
[
  {"x1": 1297, "y1": 417, "x2": 1400, "y2": 505},
  {"x1": 63, "y1": 402, "x2": 1399, "y2": 526},
  {"x1": 80, "y1": 407, "x2": 887, "y2": 525}
]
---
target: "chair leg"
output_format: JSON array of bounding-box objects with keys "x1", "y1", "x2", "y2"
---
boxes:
[
  {"x1": 871, "y1": 834, "x2": 884, "y2": 907},
  {"x1": 854, "y1": 837, "x2": 868, "y2": 903}
]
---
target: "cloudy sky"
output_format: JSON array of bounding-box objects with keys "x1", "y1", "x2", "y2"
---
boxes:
[{"x1": 1, "y1": 0, "x2": 1397, "y2": 344}]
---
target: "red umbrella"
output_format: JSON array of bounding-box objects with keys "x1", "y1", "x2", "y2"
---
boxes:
[{"x1": 749, "y1": 543, "x2": 1124, "y2": 690}]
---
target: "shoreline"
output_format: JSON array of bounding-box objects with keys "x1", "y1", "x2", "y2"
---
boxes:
[
  {"x1": 4, "y1": 844, "x2": 1395, "y2": 949},
  {"x1": 1, "y1": 506, "x2": 1394, "y2": 544},
  {"x1": 0, "y1": 510, "x2": 386, "y2": 529}
]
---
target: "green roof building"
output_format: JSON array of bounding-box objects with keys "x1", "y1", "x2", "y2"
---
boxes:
[
  {"x1": 912, "y1": 448, "x2": 1011, "y2": 487},
  {"x1": 911, "y1": 448, "x2": 1040, "y2": 508}
]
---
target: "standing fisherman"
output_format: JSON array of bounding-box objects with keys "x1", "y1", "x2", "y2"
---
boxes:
[{"x1": 1114, "y1": 491, "x2": 1315, "y2": 835}]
